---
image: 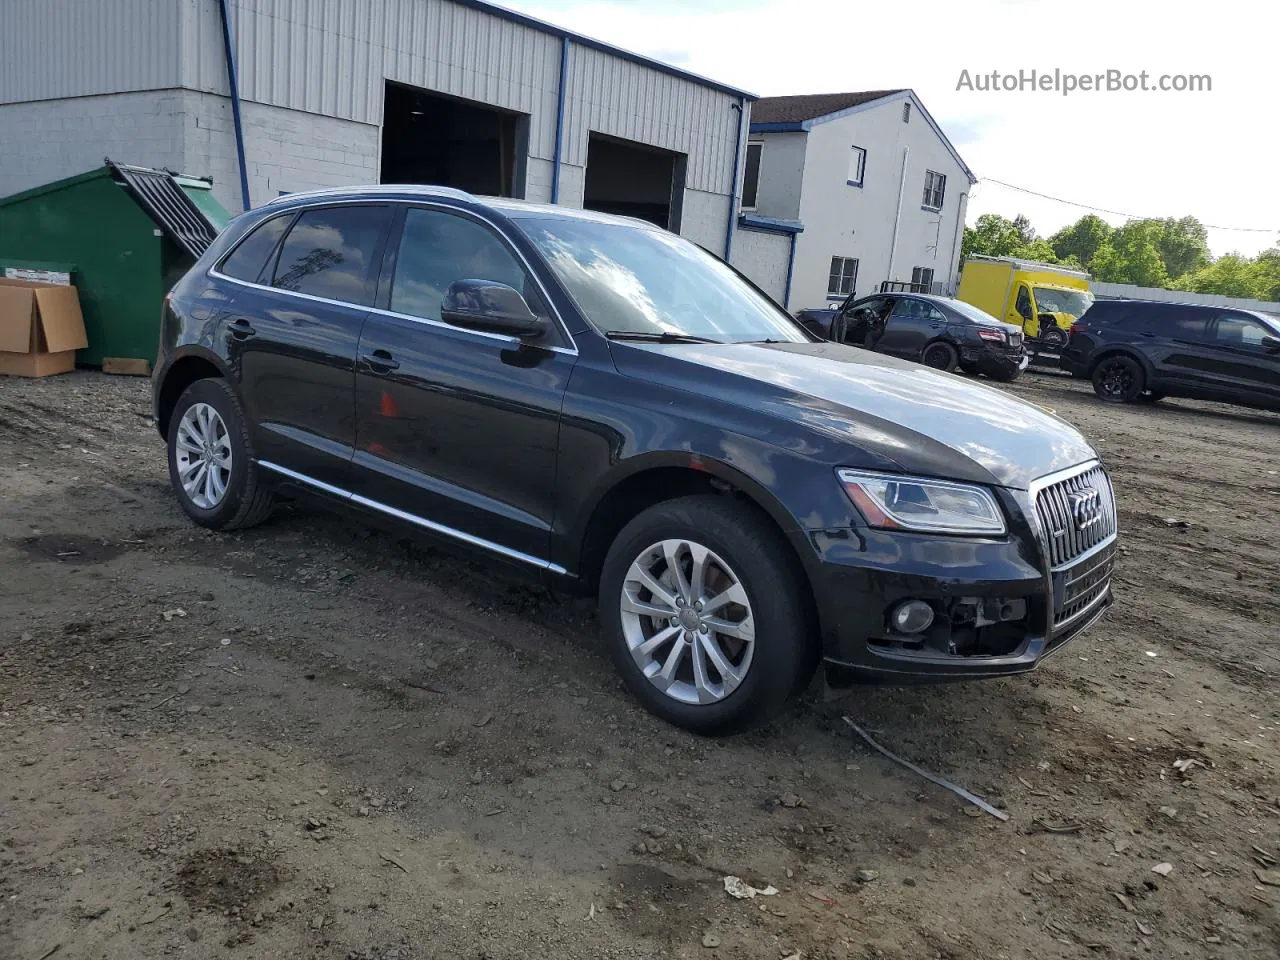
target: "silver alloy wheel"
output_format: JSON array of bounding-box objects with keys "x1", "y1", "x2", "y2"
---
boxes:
[
  {"x1": 620, "y1": 539, "x2": 756, "y2": 705},
  {"x1": 175, "y1": 402, "x2": 232, "y2": 509}
]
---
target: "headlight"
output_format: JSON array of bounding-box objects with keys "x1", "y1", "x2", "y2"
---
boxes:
[{"x1": 837, "y1": 469, "x2": 1006, "y2": 535}]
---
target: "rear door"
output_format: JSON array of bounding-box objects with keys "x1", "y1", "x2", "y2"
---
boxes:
[
  {"x1": 218, "y1": 203, "x2": 393, "y2": 489},
  {"x1": 351, "y1": 204, "x2": 577, "y2": 563},
  {"x1": 1142, "y1": 305, "x2": 1212, "y2": 391}
]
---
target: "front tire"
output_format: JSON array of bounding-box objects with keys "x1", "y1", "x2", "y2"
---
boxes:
[
  {"x1": 167, "y1": 378, "x2": 275, "y2": 530},
  {"x1": 598, "y1": 495, "x2": 815, "y2": 736},
  {"x1": 1091, "y1": 356, "x2": 1145, "y2": 403},
  {"x1": 1039, "y1": 326, "x2": 1069, "y2": 351}
]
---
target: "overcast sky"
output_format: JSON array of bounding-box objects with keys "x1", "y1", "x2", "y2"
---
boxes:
[{"x1": 501, "y1": 0, "x2": 1278, "y2": 258}]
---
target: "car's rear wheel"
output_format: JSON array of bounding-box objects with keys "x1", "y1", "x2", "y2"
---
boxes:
[
  {"x1": 167, "y1": 378, "x2": 275, "y2": 530},
  {"x1": 598, "y1": 495, "x2": 815, "y2": 736},
  {"x1": 1091, "y1": 356, "x2": 1145, "y2": 403},
  {"x1": 921, "y1": 341, "x2": 958, "y2": 372}
]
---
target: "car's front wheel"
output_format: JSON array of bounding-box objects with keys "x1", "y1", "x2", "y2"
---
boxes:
[
  {"x1": 1091, "y1": 356, "x2": 1145, "y2": 403},
  {"x1": 598, "y1": 495, "x2": 816, "y2": 736},
  {"x1": 167, "y1": 378, "x2": 275, "y2": 530}
]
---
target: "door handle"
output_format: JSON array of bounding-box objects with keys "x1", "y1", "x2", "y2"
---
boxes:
[
  {"x1": 227, "y1": 318, "x2": 255, "y2": 340},
  {"x1": 362, "y1": 350, "x2": 399, "y2": 374}
]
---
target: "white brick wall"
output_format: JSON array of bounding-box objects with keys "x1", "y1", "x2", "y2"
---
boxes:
[
  {"x1": 730, "y1": 228, "x2": 792, "y2": 305},
  {"x1": 0, "y1": 92, "x2": 186, "y2": 199},
  {"x1": 182, "y1": 92, "x2": 380, "y2": 214}
]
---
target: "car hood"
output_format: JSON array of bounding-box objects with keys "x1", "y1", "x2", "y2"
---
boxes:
[{"x1": 614, "y1": 340, "x2": 1097, "y2": 490}]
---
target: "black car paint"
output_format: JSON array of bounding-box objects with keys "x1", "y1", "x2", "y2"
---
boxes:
[
  {"x1": 1060, "y1": 299, "x2": 1280, "y2": 411},
  {"x1": 154, "y1": 188, "x2": 1112, "y2": 682},
  {"x1": 797, "y1": 293, "x2": 1025, "y2": 377}
]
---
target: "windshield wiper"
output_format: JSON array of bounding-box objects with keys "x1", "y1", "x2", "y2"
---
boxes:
[{"x1": 604, "y1": 330, "x2": 723, "y2": 344}]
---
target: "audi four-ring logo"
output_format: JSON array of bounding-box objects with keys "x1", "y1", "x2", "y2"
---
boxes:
[{"x1": 1069, "y1": 488, "x2": 1103, "y2": 529}]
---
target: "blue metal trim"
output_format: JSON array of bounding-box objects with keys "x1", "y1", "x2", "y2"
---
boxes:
[
  {"x1": 449, "y1": 0, "x2": 757, "y2": 100},
  {"x1": 724, "y1": 97, "x2": 746, "y2": 260},
  {"x1": 551, "y1": 36, "x2": 569, "y2": 204},
  {"x1": 216, "y1": 0, "x2": 251, "y2": 211},
  {"x1": 783, "y1": 231, "x2": 798, "y2": 308},
  {"x1": 737, "y1": 213, "x2": 804, "y2": 235}
]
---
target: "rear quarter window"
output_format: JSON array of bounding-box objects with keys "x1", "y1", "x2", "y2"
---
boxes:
[{"x1": 218, "y1": 214, "x2": 291, "y2": 283}]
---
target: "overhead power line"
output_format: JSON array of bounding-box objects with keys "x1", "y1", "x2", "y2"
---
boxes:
[{"x1": 979, "y1": 177, "x2": 1278, "y2": 234}]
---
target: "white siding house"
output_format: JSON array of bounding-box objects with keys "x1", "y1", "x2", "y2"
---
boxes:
[{"x1": 743, "y1": 90, "x2": 976, "y2": 310}]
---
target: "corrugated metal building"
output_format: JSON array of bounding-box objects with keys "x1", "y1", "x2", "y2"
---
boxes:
[{"x1": 0, "y1": 0, "x2": 789, "y2": 293}]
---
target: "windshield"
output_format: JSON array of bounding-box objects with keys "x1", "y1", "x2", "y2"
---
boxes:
[
  {"x1": 516, "y1": 218, "x2": 810, "y2": 344},
  {"x1": 941, "y1": 297, "x2": 1006, "y2": 325},
  {"x1": 1033, "y1": 287, "x2": 1094, "y2": 319}
]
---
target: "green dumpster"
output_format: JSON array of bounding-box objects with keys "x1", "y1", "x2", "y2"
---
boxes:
[{"x1": 0, "y1": 162, "x2": 230, "y2": 370}]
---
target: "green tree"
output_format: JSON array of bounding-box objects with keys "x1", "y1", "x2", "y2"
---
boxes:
[
  {"x1": 1146, "y1": 216, "x2": 1210, "y2": 279},
  {"x1": 1254, "y1": 248, "x2": 1280, "y2": 301},
  {"x1": 1049, "y1": 215, "x2": 1113, "y2": 269},
  {"x1": 1090, "y1": 220, "x2": 1169, "y2": 287},
  {"x1": 1174, "y1": 254, "x2": 1266, "y2": 299},
  {"x1": 962, "y1": 213, "x2": 1057, "y2": 262}
]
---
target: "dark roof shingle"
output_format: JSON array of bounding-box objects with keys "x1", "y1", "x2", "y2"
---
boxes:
[{"x1": 751, "y1": 90, "x2": 904, "y2": 125}]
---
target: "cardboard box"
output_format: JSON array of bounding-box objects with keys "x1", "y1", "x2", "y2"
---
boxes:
[{"x1": 0, "y1": 278, "x2": 88, "y2": 377}]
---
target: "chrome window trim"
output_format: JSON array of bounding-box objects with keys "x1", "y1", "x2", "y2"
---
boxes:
[
  {"x1": 209, "y1": 197, "x2": 579, "y2": 356},
  {"x1": 256, "y1": 460, "x2": 568, "y2": 575}
]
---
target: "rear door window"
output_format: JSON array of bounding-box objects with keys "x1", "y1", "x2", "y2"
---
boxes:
[
  {"x1": 271, "y1": 205, "x2": 392, "y2": 307},
  {"x1": 1166, "y1": 306, "x2": 1210, "y2": 340},
  {"x1": 219, "y1": 214, "x2": 291, "y2": 283}
]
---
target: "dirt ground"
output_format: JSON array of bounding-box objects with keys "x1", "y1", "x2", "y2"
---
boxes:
[{"x1": 1, "y1": 367, "x2": 1278, "y2": 960}]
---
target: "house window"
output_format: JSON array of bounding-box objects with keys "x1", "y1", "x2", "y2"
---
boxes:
[
  {"x1": 847, "y1": 145, "x2": 866, "y2": 186},
  {"x1": 741, "y1": 141, "x2": 763, "y2": 209},
  {"x1": 902, "y1": 102, "x2": 911, "y2": 123},
  {"x1": 922, "y1": 170, "x2": 946, "y2": 209},
  {"x1": 911, "y1": 266, "x2": 935, "y2": 292},
  {"x1": 828, "y1": 256, "x2": 859, "y2": 298}
]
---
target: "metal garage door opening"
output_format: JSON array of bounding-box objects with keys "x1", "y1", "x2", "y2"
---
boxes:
[
  {"x1": 380, "y1": 81, "x2": 527, "y2": 197},
  {"x1": 583, "y1": 133, "x2": 685, "y2": 231}
]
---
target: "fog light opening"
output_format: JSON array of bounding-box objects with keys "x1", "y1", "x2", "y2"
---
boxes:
[{"x1": 890, "y1": 600, "x2": 935, "y2": 634}]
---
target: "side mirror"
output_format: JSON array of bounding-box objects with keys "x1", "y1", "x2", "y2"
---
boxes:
[
  {"x1": 1263, "y1": 335, "x2": 1280, "y2": 353},
  {"x1": 440, "y1": 279, "x2": 549, "y2": 340}
]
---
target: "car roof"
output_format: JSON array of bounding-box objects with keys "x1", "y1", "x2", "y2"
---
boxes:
[
  {"x1": 1090, "y1": 298, "x2": 1278, "y2": 323},
  {"x1": 263, "y1": 184, "x2": 662, "y2": 231}
]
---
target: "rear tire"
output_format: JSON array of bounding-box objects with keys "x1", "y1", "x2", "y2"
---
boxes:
[
  {"x1": 921, "y1": 341, "x2": 959, "y2": 372},
  {"x1": 167, "y1": 378, "x2": 275, "y2": 530},
  {"x1": 1091, "y1": 356, "x2": 1145, "y2": 403},
  {"x1": 598, "y1": 495, "x2": 816, "y2": 736}
]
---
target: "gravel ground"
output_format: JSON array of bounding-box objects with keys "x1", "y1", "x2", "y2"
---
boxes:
[{"x1": 1, "y1": 368, "x2": 1278, "y2": 960}]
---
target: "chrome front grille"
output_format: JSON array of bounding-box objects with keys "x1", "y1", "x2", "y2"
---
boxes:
[
  {"x1": 1034, "y1": 464, "x2": 1117, "y2": 569},
  {"x1": 1055, "y1": 542, "x2": 1115, "y2": 630}
]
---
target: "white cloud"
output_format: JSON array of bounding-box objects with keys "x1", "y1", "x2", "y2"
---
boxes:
[{"x1": 501, "y1": 0, "x2": 1279, "y2": 256}]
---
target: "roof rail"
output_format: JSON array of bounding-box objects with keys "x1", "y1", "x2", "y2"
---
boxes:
[{"x1": 265, "y1": 183, "x2": 475, "y2": 206}]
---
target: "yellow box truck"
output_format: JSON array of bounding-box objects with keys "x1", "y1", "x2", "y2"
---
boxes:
[{"x1": 955, "y1": 256, "x2": 1094, "y2": 349}]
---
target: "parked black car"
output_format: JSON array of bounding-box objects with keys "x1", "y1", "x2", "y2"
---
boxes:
[
  {"x1": 796, "y1": 292, "x2": 1028, "y2": 381},
  {"x1": 1060, "y1": 299, "x2": 1280, "y2": 410},
  {"x1": 152, "y1": 186, "x2": 1117, "y2": 735}
]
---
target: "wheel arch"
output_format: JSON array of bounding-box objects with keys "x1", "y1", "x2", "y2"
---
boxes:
[{"x1": 156, "y1": 348, "x2": 231, "y2": 437}]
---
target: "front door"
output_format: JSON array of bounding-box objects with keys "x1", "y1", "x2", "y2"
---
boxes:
[
  {"x1": 1010, "y1": 284, "x2": 1036, "y2": 337},
  {"x1": 352, "y1": 205, "x2": 577, "y2": 564},
  {"x1": 1199, "y1": 312, "x2": 1280, "y2": 405},
  {"x1": 878, "y1": 297, "x2": 942, "y2": 358},
  {"x1": 225, "y1": 203, "x2": 393, "y2": 488}
]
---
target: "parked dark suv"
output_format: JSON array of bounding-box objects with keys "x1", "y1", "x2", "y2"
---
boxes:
[
  {"x1": 1060, "y1": 299, "x2": 1280, "y2": 410},
  {"x1": 797, "y1": 293, "x2": 1027, "y2": 381},
  {"x1": 152, "y1": 185, "x2": 1118, "y2": 735}
]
